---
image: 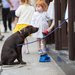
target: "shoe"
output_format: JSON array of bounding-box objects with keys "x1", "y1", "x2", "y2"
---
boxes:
[
  {"x1": 39, "y1": 54, "x2": 51, "y2": 62},
  {"x1": 42, "y1": 30, "x2": 48, "y2": 35}
]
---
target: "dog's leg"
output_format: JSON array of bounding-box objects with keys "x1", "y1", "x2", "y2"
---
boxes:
[
  {"x1": 1, "y1": 48, "x2": 17, "y2": 65},
  {"x1": 7, "y1": 50, "x2": 17, "y2": 65},
  {"x1": 16, "y1": 46, "x2": 26, "y2": 64}
]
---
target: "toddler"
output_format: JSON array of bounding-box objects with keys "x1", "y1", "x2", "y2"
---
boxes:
[{"x1": 31, "y1": 0, "x2": 50, "y2": 54}]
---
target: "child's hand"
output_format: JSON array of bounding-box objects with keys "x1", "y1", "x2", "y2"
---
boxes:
[{"x1": 42, "y1": 30, "x2": 48, "y2": 35}]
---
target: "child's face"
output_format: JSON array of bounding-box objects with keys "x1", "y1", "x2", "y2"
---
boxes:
[{"x1": 36, "y1": 5, "x2": 43, "y2": 12}]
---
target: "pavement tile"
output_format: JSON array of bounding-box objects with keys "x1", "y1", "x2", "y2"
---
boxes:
[{"x1": 0, "y1": 27, "x2": 66, "y2": 75}]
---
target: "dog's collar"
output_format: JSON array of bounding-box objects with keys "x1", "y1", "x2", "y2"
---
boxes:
[{"x1": 19, "y1": 31, "x2": 25, "y2": 39}]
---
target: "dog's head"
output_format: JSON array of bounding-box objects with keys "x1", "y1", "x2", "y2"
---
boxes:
[{"x1": 20, "y1": 25, "x2": 38, "y2": 37}]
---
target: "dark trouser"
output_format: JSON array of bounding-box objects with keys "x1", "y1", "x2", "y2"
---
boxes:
[
  {"x1": 2, "y1": 8, "x2": 12, "y2": 32},
  {"x1": 10, "y1": 10, "x2": 15, "y2": 22}
]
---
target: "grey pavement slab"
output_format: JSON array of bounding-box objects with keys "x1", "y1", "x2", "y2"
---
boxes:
[
  {"x1": 48, "y1": 44, "x2": 75, "y2": 75},
  {"x1": 0, "y1": 28, "x2": 66, "y2": 75},
  {"x1": 0, "y1": 53, "x2": 66, "y2": 75},
  {"x1": 0, "y1": 58, "x2": 66, "y2": 75}
]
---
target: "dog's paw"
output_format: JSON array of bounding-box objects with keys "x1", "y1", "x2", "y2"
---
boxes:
[{"x1": 21, "y1": 61, "x2": 26, "y2": 64}]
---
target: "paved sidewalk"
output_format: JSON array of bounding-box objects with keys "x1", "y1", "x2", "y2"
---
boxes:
[{"x1": 0, "y1": 31, "x2": 66, "y2": 75}]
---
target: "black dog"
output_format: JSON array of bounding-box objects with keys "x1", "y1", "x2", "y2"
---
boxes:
[{"x1": 0, "y1": 25, "x2": 38, "y2": 65}]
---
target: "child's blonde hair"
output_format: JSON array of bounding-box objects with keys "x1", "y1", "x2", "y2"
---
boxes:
[
  {"x1": 36, "y1": 0, "x2": 48, "y2": 11},
  {"x1": 21, "y1": 0, "x2": 29, "y2": 4}
]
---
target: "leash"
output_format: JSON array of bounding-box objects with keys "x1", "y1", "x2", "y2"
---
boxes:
[
  {"x1": 43, "y1": 18, "x2": 68, "y2": 39},
  {"x1": 17, "y1": 18, "x2": 68, "y2": 46},
  {"x1": 0, "y1": 19, "x2": 68, "y2": 73}
]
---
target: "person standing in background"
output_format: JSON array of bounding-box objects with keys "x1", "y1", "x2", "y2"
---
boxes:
[
  {"x1": 9, "y1": 0, "x2": 20, "y2": 23},
  {"x1": 31, "y1": 0, "x2": 50, "y2": 53},
  {"x1": 14, "y1": 0, "x2": 35, "y2": 25},
  {"x1": 13, "y1": 0, "x2": 35, "y2": 54},
  {"x1": 13, "y1": 0, "x2": 35, "y2": 33},
  {"x1": 2, "y1": 0, "x2": 12, "y2": 32}
]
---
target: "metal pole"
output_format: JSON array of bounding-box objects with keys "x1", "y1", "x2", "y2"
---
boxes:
[
  {"x1": 68, "y1": 0, "x2": 75, "y2": 60},
  {"x1": 54, "y1": 0, "x2": 62, "y2": 50}
]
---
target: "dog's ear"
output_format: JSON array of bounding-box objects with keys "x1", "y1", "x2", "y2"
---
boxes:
[
  {"x1": 21, "y1": 25, "x2": 38, "y2": 35},
  {"x1": 23, "y1": 25, "x2": 32, "y2": 32},
  {"x1": 26, "y1": 25, "x2": 38, "y2": 32},
  {"x1": 20, "y1": 25, "x2": 32, "y2": 34}
]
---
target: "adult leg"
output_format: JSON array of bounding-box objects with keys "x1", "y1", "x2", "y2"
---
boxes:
[
  {"x1": 2, "y1": 8, "x2": 7, "y2": 32},
  {"x1": 7, "y1": 9, "x2": 12, "y2": 31},
  {"x1": 8, "y1": 17, "x2": 12, "y2": 31},
  {"x1": 11, "y1": 10, "x2": 15, "y2": 22}
]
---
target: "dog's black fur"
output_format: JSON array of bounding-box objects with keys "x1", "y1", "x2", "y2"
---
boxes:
[{"x1": 0, "y1": 26, "x2": 38, "y2": 65}]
